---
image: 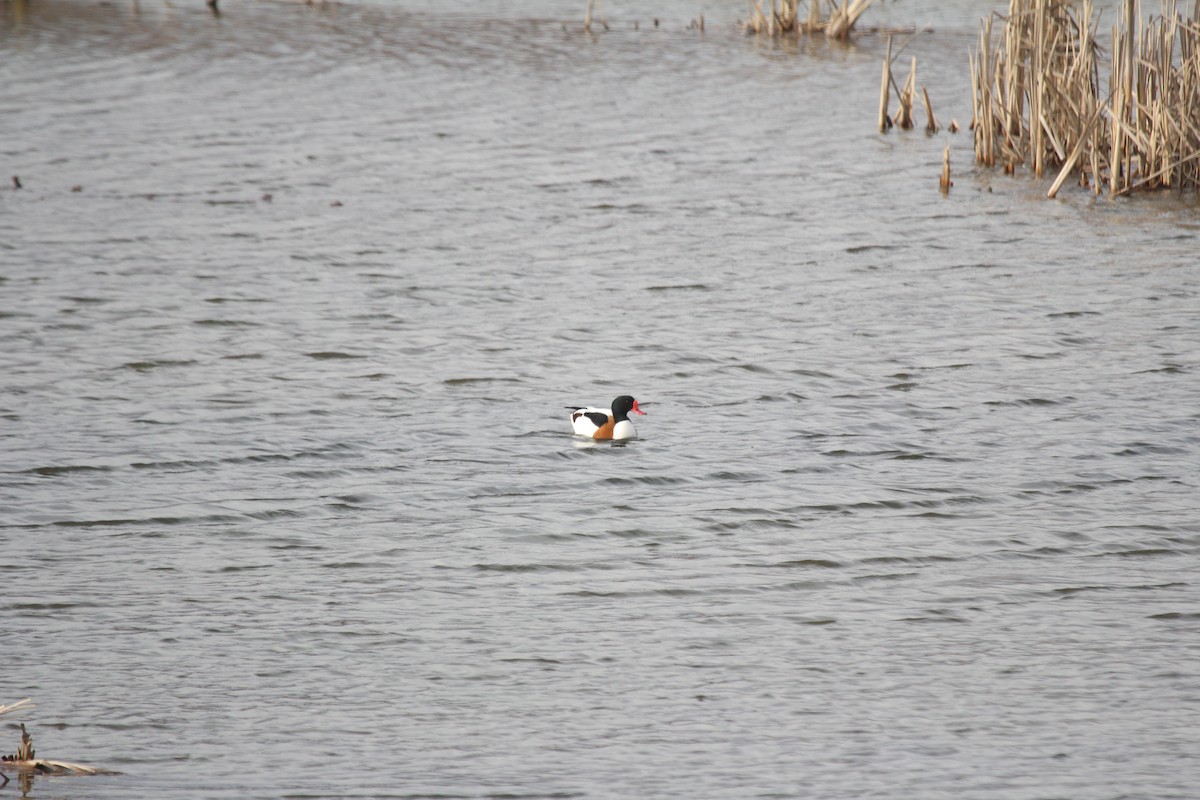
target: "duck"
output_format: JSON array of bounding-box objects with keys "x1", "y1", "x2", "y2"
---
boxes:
[{"x1": 567, "y1": 395, "x2": 646, "y2": 440}]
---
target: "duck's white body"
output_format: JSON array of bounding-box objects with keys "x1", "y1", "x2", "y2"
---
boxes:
[{"x1": 567, "y1": 395, "x2": 645, "y2": 440}]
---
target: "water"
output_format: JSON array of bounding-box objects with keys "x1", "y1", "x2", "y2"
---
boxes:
[{"x1": 2, "y1": 1, "x2": 1199, "y2": 798}]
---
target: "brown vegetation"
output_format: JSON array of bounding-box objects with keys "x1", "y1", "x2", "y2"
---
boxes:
[
  {"x1": 744, "y1": 0, "x2": 873, "y2": 40},
  {"x1": 972, "y1": 0, "x2": 1200, "y2": 196},
  {"x1": 1, "y1": 699, "x2": 117, "y2": 782}
]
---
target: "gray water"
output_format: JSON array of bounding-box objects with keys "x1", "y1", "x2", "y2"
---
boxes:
[{"x1": 3, "y1": 1, "x2": 1200, "y2": 798}]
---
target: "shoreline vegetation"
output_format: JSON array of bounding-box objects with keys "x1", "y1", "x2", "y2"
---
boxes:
[
  {"x1": 972, "y1": 0, "x2": 1200, "y2": 196},
  {"x1": 742, "y1": 0, "x2": 873, "y2": 39},
  {"x1": 738, "y1": 0, "x2": 1200, "y2": 196}
]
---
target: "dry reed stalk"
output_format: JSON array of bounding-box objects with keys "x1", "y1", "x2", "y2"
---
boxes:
[
  {"x1": 940, "y1": 143, "x2": 953, "y2": 192},
  {"x1": 922, "y1": 86, "x2": 939, "y2": 132},
  {"x1": 879, "y1": 36, "x2": 893, "y2": 131},
  {"x1": 0, "y1": 700, "x2": 34, "y2": 719},
  {"x1": 895, "y1": 57, "x2": 917, "y2": 129},
  {"x1": 827, "y1": 0, "x2": 874, "y2": 40}
]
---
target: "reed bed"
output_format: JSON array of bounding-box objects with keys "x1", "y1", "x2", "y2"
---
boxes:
[
  {"x1": 972, "y1": 0, "x2": 1200, "y2": 195},
  {"x1": 744, "y1": 0, "x2": 872, "y2": 39}
]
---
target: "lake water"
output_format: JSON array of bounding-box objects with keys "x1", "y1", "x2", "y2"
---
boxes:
[{"x1": 2, "y1": 1, "x2": 1199, "y2": 798}]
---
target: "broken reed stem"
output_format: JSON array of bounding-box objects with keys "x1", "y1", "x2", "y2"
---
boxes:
[
  {"x1": 922, "y1": 86, "x2": 939, "y2": 132},
  {"x1": 973, "y1": 0, "x2": 1200, "y2": 194},
  {"x1": 895, "y1": 57, "x2": 917, "y2": 129},
  {"x1": 879, "y1": 35, "x2": 893, "y2": 131},
  {"x1": 940, "y1": 143, "x2": 953, "y2": 192},
  {"x1": 0, "y1": 700, "x2": 34, "y2": 718}
]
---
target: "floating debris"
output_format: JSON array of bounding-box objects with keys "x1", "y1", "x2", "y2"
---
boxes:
[{"x1": 0, "y1": 699, "x2": 118, "y2": 782}]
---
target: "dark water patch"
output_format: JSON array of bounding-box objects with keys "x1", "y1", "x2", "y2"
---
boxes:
[
  {"x1": 1053, "y1": 582, "x2": 1187, "y2": 598},
  {"x1": 752, "y1": 391, "x2": 807, "y2": 402},
  {"x1": 142, "y1": 514, "x2": 241, "y2": 527},
  {"x1": 646, "y1": 283, "x2": 710, "y2": 291},
  {"x1": 474, "y1": 563, "x2": 582, "y2": 573},
  {"x1": 1050, "y1": 585, "x2": 1117, "y2": 597},
  {"x1": 285, "y1": 469, "x2": 351, "y2": 479},
  {"x1": 131, "y1": 459, "x2": 219, "y2": 471},
  {"x1": 845, "y1": 499, "x2": 910, "y2": 511},
  {"x1": 51, "y1": 517, "x2": 143, "y2": 528},
  {"x1": 1017, "y1": 480, "x2": 1101, "y2": 496},
  {"x1": 268, "y1": 541, "x2": 325, "y2": 551},
  {"x1": 1047, "y1": 310, "x2": 1102, "y2": 318},
  {"x1": 1136, "y1": 364, "x2": 1185, "y2": 374},
  {"x1": 587, "y1": 202, "x2": 650, "y2": 212},
  {"x1": 607, "y1": 528, "x2": 663, "y2": 539},
  {"x1": 853, "y1": 572, "x2": 919, "y2": 585},
  {"x1": 25, "y1": 464, "x2": 112, "y2": 477},
  {"x1": 305, "y1": 351, "x2": 366, "y2": 360},
  {"x1": 785, "y1": 615, "x2": 838, "y2": 625},
  {"x1": 1149, "y1": 612, "x2": 1200, "y2": 621},
  {"x1": 216, "y1": 564, "x2": 271, "y2": 573},
  {"x1": 984, "y1": 396, "x2": 1072, "y2": 407},
  {"x1": 706, "y1": 471, "x2": 766, "y2": 482},
  {"x1": 498, "y1": 657, "x2": 564, "y2": 667},
  {"x1": 121, "y1": 359, "x2": 198, "y2": 371},
  {"x1": 1114, "y1": 442, "x2": 1188, "y2": 456},
  {"x1": 886, "y1": 382, "x2": 918, "y2": 391},
  {"x1": 220, "y1": 453, "x2": 294, "y2": 465},
  {"x1": 601, "y1": 475, "x2": 689, "y2": 487},
  {"x1": 705, "y1": 517, "x2": 803, "y2": 532},
  {"x1": 193, "y1": 318, "x2": 260, "y2": 327},
  {"x1": 909, "y1": 511, "x2": 969, "y2": 519},
  {"x1": 723, "y1": 362, "x2": 773, "y2": 374},
  {"x1": 6, "y1": 601, "x2": 87, "y2": 611},
  {"x1": 900, "y1": 610, "x2": 969, "y2": 623},
  {"x1": 766, "y1": 559, "x2": 843, "y2": 569},
  {"x1": 243, "y1": 507, "x2": 307, "y2": 521},
  {"x1": 443, "y1": 376, "x2": 521, "y2": 385},
  {"x1": 222, "y1": 352, "x2": 265, "y2": 360},
  {"x1": 828, "y1": 448, "x2": 967, "y2": 463},
  {"x1": 1092, "y1": 547, "x2": 1180, "y2": 559},
  {"x1": 860, "y1": 554, "x2": 963, "y2": 567}
]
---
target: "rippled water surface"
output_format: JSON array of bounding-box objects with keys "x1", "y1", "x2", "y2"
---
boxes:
[{"x1": 3, "y1": 1, "x2": 1200, "y2": 798}]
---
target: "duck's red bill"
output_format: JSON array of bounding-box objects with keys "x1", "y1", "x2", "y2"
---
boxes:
[{"x1": 632, "y1": 400, "x2": 646, "y2": 415}]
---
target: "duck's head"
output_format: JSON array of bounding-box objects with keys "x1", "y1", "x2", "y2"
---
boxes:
[{"x1": 612, "y1": 395, "x2": 646, "y2": 419}]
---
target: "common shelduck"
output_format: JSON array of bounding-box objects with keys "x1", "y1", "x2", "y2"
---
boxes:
[{"x1": 567, "y1": 395, "x2": 646, "y2": 440}]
